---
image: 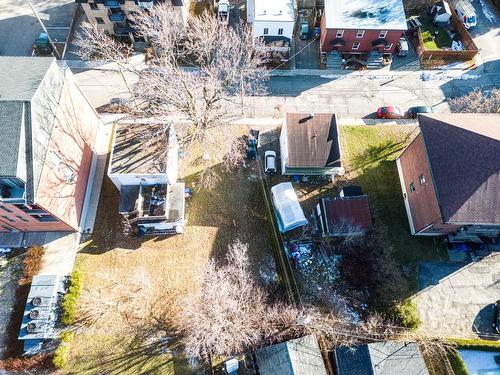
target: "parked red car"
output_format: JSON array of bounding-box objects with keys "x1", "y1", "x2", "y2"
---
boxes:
[{"x1": 376, "y1": 106, "x2": 403, "y2": 119}]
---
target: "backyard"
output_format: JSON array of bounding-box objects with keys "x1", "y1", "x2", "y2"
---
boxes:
[
  {"x1": 287, "y1": 125, "x2": 447, "y2": 314},
  {"x1": 420, "y1": 17, "x2": 453, "y2": 50},
  {"x1": 63, "y1": 158, "x2": 276, "y2": 374}
]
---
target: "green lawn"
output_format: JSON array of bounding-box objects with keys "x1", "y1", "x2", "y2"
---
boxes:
[
  {"x1": 420, "y1": 18, "x2": 453, "y2": 50},
  {"x1": 340, "y1": 125, "x2": 446, "y2": 265}
]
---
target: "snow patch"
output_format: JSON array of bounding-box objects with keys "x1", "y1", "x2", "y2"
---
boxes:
[
  {"x1": 479, "y1": 0, "x2": 497, "y2": 23},
  {"x1": 421, "y1": 71, "x2": 480, "y2": 81}
]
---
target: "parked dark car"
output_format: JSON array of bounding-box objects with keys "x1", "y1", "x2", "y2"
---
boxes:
[
  {"x1": 376, "y1": 106, "x2": 403, "y2": 119},
  {"x1": 494, "y1": 300, "x2": 500, "y2": 334},
  {"x1": 408, "y1": 106, "x2": 433, "y2": 118}
]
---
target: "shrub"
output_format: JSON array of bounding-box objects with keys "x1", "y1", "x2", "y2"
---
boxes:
[
  {"x1": 392, "y1": 299, "x2": 421, "y2": 331},
  {"x1": 53, "y1": 332, "x2": 74, "y2": 369},
  {"x1": 19, "y1": 245, "x2": 44, "y2": 286},
  {"x1": 450, "y1": 338, "x2": 500, "y2": 351},
  {"x1": 448, "y1": 350, "x2": 469, "y2": 375},
  {"x1": 61, "y1": 269, "x2": 84, "y2": 325}
]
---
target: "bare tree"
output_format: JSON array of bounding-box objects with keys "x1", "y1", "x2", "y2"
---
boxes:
[
  {"x1": 75, "y1": 5, "x2": 268, "y2": 188},
  {"x1": 449, "y1": 88, "x2": 500, "y2": 113}
]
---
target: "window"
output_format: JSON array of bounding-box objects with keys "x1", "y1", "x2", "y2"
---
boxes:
[
  {"x1": 263, "y1": 28, "x2": 269, "y2": 35},
  {"x1": 409, "y1": 182, "x2": 415, "y2": 192},
  {"x1": 336, "y1": 30, "x2": 344, "y2": 38},
  {"x1": 16, "y1": 215, "x2": 29, "y2": 222},
  {"x1": 1, "y1": 215, "x2": 15, "y2": 222},
  {"x1": 89, "y1": 2, "x2": 99, "y2": 9},
  {"x1": 384, "y1": 43, "x2": 393, "y2": 50},
  {"x1": 419, "y1": 174, "x2": 426, "y2": 185},
  {"x1": 352, "y1": 42, "x2": 360, "y2": 50},
  {"x1": 0, "y1": 205, "x2": 13, "y2": 213},
  {"x1": 356, "y1": 30, "x2": 365, "y2": 38},
  {"x1": 33, "y1": 214, "x2": 59, "y2": 222},
  {"x1": 379, "y1": 30, "x2": 387, "y2": 38},
  {"x1": 95, "y1": 17, "x2": 105, "y2": 24},
  {"x1": 2, "y1": 225, "x2": 15, "y2": 232},
  {"x1": 278, "y1": 28, "x2": 283, "y2": 35}
]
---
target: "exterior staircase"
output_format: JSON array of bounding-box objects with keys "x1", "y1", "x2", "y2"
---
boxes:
[
  {"x1": 325, "y1": 51, "x2": 343, "y2": 70},
  {"x1": 366, "y1": 51, "x2": 384, "y2": 69}
]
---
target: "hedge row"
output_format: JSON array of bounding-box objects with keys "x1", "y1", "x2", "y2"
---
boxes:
[{"x1": 61, "y1": 269, "x2": 84, "y2": 325}]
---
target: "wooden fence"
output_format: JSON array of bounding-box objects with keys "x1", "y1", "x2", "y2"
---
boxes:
[{"x1": 413, "y1": 3, "x2": 479, "y2": 64}]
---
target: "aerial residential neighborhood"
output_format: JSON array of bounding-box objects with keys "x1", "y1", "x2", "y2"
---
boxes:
[{"x1": 0, "y1": 0, "x2": 498, "y2": 374}]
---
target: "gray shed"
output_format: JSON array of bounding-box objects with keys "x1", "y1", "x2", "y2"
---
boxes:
[{"x1": 256, "y1": 335, "x2": 328, "y2": 375}]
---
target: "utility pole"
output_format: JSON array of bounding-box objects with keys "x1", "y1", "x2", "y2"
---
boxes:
[{"x1": 28, "y1": 1, "x2": 62, "y2": 59}]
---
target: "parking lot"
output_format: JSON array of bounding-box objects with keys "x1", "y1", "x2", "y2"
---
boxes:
[
  {"x1": 0, "y1": 0, "x2": 75, "y2": 56},
  {"x1": 417, "y1": 253, "x2": 500, "y2": 339}
]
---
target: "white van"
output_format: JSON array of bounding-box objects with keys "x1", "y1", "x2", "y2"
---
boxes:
[{"x1": 452, "y1": 0, "x2": 477, "y2": 28}]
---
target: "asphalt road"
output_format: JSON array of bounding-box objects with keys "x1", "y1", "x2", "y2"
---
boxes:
[
  {"x1": 71, "y1": 63, "x2": 500, "y2": 117},
  {"x1": 469, "y1": 0, "x2": 500, "y2": 73},
  {"x1": 0, "y1": 0, "x2": 75, "y2": 56}
]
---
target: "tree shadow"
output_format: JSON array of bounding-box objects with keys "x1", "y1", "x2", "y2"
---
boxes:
[
  {"x1": 472, "y1": 303, "x2": 499, "y2": 340},
  {"x1": 349, "y1": 139, "x2": 408, "y2": 173}
]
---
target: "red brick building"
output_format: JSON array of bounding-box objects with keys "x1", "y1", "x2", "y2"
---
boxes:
[
  {"x1": 0, "y1": 57, "x2": 101, "y2": 246},
  {"x1": 320, "y1": 0, "x2": 407, "y2": 55},
  {"x1": 396, "y1": 114, "x2": 500, "y2": 237}
]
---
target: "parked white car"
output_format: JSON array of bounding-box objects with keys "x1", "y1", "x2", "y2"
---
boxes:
[
  {"x1": 218, "y1": 0, "x2": 230, "y2": 22},
  {"x1": 264, "y1": 151, "x2": 277, "y2": 173}
]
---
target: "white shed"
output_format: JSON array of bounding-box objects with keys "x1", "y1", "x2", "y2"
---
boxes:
[
  {"x1": 430, "y1": 0, "x2": 452, "y2": 24},
  {"x1": 108, "y1": 121, "x2": 179, "y2": 190},
  {"x1": 248, "y1": 0, "x2": 295, "y2": 41},
  {"x1": 271, "y1": 182, "x2": 308, "y2": 233}
]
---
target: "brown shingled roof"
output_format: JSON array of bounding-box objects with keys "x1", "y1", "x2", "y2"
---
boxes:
[
  {"x1": 418, "y1": 114, "x2": 500, "y2": 224},
  {"x1": 285, "y1": 113, "x2": 341, "y2": 168},
  {"x1": 321, "y1": 196, "x2": 372, "y2": 234}
]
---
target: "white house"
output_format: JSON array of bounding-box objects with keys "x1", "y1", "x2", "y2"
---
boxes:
[
  {"x1": 247, "y1": 0, "x2": 295, "y2": 41},
  {"x1": 108, "y1": 121, "x2": 185, "y2": 235}
]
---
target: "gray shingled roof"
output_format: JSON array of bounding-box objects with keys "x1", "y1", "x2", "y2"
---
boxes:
[
  {"x1": 0, "y1": 101, "x2": 24, "y2": 177},
  {"x1": 256, "y1": 335, "x2": 328, "y2": 375},
  {"x1": 419, "y1": 114, "x2": 500, "y2": 225},
  {"x1": 334, "y1": 341, "x2": 429, "y2": 375},
  {"x1": 0, "y1": 57, "x2": 54, "y2": 101}
]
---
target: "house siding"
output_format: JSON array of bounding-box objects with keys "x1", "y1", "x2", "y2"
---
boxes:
[
  {"x1": 0, "y1": 203, "x2": 74, "y2": 232},
  {"x1": 320, "y1": 27, "x2": 404, "y2": 53},
  {"x1": 397, "y1": 134, "x2": 444, "y2": 234}
]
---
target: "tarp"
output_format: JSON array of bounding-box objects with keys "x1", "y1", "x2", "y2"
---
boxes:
[{"x1": 271, "y1": 182, "x2": 308, "y2": 233}]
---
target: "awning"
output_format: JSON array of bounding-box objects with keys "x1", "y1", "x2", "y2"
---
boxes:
[
  {"x1": 330, "y1": 38, "x2": 346, "y2": 47},
  {"x1": 372, "y1": 38, "x2": 389, "y2": 48}
]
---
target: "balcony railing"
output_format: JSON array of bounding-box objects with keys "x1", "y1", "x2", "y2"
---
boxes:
[
  {"x1": 104, "y1": 0, "x2": 120, "y2": 8},
  {"x1": 108, "y1": 9, "x2": 125, "y2": 22}
]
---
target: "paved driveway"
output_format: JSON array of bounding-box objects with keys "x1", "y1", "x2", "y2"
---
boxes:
[
  {"x1": 469, "y1": 0, "x2": 500, "y2": 72},
  {"x1": 0, "y1": 0, "x2": 75, "y2": 56},
  {"x1": 417, "y1": 253, "x2": 500, "y2": 339}
]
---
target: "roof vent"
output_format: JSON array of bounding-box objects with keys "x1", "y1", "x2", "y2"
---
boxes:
[{"x1": 298, "y1": 114, "x2": 314, "y2": 124}]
